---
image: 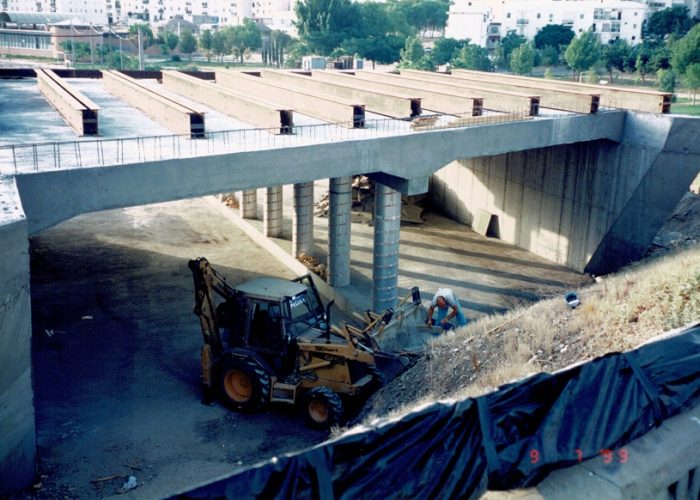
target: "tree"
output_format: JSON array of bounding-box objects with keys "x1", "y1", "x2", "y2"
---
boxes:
[
  {"x1": 431, "y1": 37, "x2": 466, "y2": 66},
  {"x1": 539, "y1": 45, "x2": 559, "y2": 66},
  {"x1": 227, "y1": 19, "x2": 262, "y2": 63},
  {"x1": 128, "y1": 23, "x2": 155, "y2": 48},
  {"x1": 399, "y1": 35, "x2": 434, "y2": 70},
  {"x1": 602, "y1": 39, "x2": 631, "y2": 82},
  {"x1": 683, "y1": 63, "x2": 700, "y2": 104},
  {"x1": 344, "y1": 2, "x2": 408, "y2": 67},
  {"x1": 212, "y1": 30, "x2": 227, "y2": 62},
  {"x1": 157, "y1": 30, "x2": 178, "y2": 56},
  {"x1": 199, "y1": 29, "x2": 213, "y2": 62},
  {"x1": 645, "y1": 6, "x2": 693, "y2": 44},
  {"x1": 494, "y1": 30, "x2": 526, "y2": 69},
  {"x1": 657, "y1": 68, "x2": 676, "y2": 93},
  {"x1": 564, "y1": 29, "x2": 602, "y2": 80},
  {"x1": 398, "y1": 0, "x2": 449, "y2": 36},
  {"x1": 635, "y1": 46, "x2": 654, "y2": 83},
  {"x1": 672, "y1": 24, "x2": 700, "y2": 74},
  {"x1": 451, "y1": 42, "x2": 492, "y2": 71},
  {"x1": 269, "y1": 30, "x2": 292, "y2": 67},
  {"x1": 510, "y1": 43, "x2": 535, "y2": 75},
  {"x1": 534, "y1": 24, "x2": 575, "y2": 54},
  {"x1": 178, "y1": 30, "x2": 197, "y2": 61},
  {"x1": 295, "y1": 0, "x2": 360, "y2": 55}
]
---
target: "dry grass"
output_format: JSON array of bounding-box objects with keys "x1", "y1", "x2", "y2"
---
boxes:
[{"x1": 360, "y1": 245, "x2": 700, "y2": 424}]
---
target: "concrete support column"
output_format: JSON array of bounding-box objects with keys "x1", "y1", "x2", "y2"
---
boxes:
[
  {"x1": 292, "y1": 182, "x2": 314, "y2": 258},
  {"x1": 239, "y1": 190, "x2": 257, "y2": 219},
  {"x1": 263, "y1": 186, "x2": 283, "y2": 238},
  {"x1": 372, "y1": 182, "x2": 401, "y2": 312},
  {"x1": 328, "y1": 176, "x2": 352, "y2": 287}
]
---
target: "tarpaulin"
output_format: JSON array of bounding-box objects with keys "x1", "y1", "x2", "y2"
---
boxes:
[{"x1": 173, "y1": 322, "x2": 700, "y2": 499}]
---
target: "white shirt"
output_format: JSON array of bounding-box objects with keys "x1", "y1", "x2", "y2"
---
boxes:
[{"x1": 431, "y1": 288, "x2": 457, "y2": 308}]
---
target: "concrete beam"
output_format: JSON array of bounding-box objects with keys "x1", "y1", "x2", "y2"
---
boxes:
[
  {"x1": 452, "y1": 69, "x2": 671, "y2": 114},
  {"x1": 102, "y1": 70, "x2": 206, "y2": 138},
  {"x1": 435, "y1": 70, "x2": 600, "y2": 114},
  {"x1": 162, "y1": 71, "x2": 293, "y2": 134},
  {"x1": 259, "y1": 69, "x2": 420, "y2": 118},
  {"x1": 36, "y1": 69, "x2": 100, "y2": 136},
  {"x1": 216, "y1": 70, "x2": 365, "y2": 128},
  {"x1": 15, "y1": 112, "x2": 626, "y2": 236},
  {"x1": 367, "y1": 172, "x2": 429, "y2": 196},
  {"x1": 311, "y1": 70, "x2": 483, "y2": 116},
  {"x1": 399, "y1": 69, "x2": 540, "y2": 116}
]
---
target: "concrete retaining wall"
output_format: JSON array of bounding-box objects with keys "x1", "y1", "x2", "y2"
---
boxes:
[
  {"x1": 431, "y1": 113, "x2": 700, "y2": 273},
  {"x1": 0, "y1": 179, "x2": 35, "y2": 494}
]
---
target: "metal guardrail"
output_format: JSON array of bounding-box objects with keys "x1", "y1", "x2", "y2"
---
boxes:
[{"x1": 0, "y1": 111, "x2": 533, "y2": 175}]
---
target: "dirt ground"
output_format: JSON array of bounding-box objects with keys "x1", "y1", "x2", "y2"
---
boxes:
[
  {"x1": 16, "y1": 192, "x2": 698, "y2": 499},
  {"x1": 25, "y1": 199, "x2": 326, "y2": 499}
]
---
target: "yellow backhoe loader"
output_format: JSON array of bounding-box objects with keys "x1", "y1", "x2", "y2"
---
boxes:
[{"x1": 188, "y1": 257, "x2": 424, "y2": 428}]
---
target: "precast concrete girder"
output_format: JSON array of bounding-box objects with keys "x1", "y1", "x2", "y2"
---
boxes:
[
  {"x1": 452, "y1": 69, "x2": 671, "y2": 114},
  {"x1": 101, "y1": 70, "x2": 205, "y2": 137},
  {"x1": 399, "y1": 69, "x2": 540, "y2": 116},
  {"x1": 372, "y1": 182, "x2": 402, "y2": 312},
  {"x1": 367, "y1": 172, "x2": 429, "y2": 196},
  {"x1": 161, "y1": 71, "x2": 293, "y2": 134},
  {"x1": 444, "y1": 71, "x2": 599, "y2": 114},
  {"x1": 239, "y1": 190, "x2": 257, "y2": 219},
  {"x1": 328, "y1": 176, "x2": 352, "y2": 287},
  {"x1": 259, "y1": 69, "x2": 420, "y2": 119},
  {"x1": 216, "y1": 70, "x2": 365, "y2": 128},
  {"x1": 310, "y1": 70, "x2": 483, "y2": 117},
  {"x1": 264, "y1": 186, "x2": 283, "y2": 238},
  {"x1": 36, "y1": 69, "x2": 100, "y2": 136},
  {"x1": 292, "y1": 182, "x2": 314, "y2": 258}
]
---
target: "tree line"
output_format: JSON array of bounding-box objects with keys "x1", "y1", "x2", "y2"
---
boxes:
[{"x1": 67, "y1": 1, "x2": 700, "y2": 99}]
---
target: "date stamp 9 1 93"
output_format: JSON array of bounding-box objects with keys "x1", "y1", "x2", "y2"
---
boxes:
[{"x1": 529, "y1": 448, "x2": 629, "y2": 464}]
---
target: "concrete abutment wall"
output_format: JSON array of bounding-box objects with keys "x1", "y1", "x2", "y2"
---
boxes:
[
  {"x1": 0, "y1": 180, "x2": 36, "y2": 492},
  {"x1": 431, "y1": 114, "x2": 700, "y2": 273}
]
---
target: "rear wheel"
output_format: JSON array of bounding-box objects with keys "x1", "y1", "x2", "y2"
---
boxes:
[
  {"x1": 302, "y1": 387, "x2": 343, "y2": 429},
  {"x1": 218, "y1": 358, "x2": 270, "y2": 411}
]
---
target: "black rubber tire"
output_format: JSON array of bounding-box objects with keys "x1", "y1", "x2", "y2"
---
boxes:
[
  {"x1": 218, "y1": 358, "x2": 270, "y2": 412},
  {"x1": 302, "y1": 387, "x2": 344, "y2": 429}
]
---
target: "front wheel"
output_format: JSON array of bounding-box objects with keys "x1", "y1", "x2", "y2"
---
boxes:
[
  {"x1": 302, "y1": 387, "x2": 344, "y2": 429},
  {"x1": 218, "y1": 358, "x2": 270, "y2": 411}
]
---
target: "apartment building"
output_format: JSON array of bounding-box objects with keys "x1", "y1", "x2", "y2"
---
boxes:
[
  {"x1": 447, "y1": 0, "x2": 649, "y2": 47},
  {"x1": 3, "y1": 0, "x2": 112, "y2": 24}
]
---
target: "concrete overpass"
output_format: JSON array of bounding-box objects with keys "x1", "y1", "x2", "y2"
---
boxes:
[{"x1": 1, "y1": 70, "x2": 699, "y2": 493}]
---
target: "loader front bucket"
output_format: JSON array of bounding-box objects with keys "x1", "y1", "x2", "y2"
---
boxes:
[{"x1": 373, "y1": 351, "x2": 417, "y2": 383}]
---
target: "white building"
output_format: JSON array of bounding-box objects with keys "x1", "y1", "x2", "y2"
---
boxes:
[
  {"x1": 445, "y1": 1, "x2": 497, "y2": 47},
  {"x1": 644, "y1": 0, "x2": 700, "y2": 19},
  {"x1": 447, "y1": 0, "x2": 648, "y2": 47},
  {"x1": 3, "y1": 0, "x2": 113, "y2": 24}
]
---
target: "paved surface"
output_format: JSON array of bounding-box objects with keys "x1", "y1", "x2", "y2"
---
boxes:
[
  {"x1": 24, "y1": 194, "x2": 590, "y2": 498},
  {"x1": 246, "y1": 182, "x2": 592, "y2": 320}
]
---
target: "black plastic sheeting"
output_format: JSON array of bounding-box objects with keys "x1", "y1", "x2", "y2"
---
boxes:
[{"x1": 173, "y1": 323, "x2": 700, "y2": 499}]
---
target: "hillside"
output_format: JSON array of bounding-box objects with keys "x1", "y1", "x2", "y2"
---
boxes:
[{"x1": 356, "y1": 192, "x2": 700, "y2": 425}]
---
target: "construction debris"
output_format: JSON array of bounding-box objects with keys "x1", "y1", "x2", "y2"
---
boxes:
[
  {"x1": 315, "y1": 175, "x2": 427, "y2": 224},
  {"x1": 297, "y1": 253, "x2": 328, "y2": 280},
  {"x1": 221, "y1": 193, "x2": 240, "y2": 210}
]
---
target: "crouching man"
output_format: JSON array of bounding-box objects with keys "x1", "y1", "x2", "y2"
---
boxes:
[{"x1": 426, "y1": 288, "x2": 468, "y2": 332}]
